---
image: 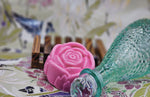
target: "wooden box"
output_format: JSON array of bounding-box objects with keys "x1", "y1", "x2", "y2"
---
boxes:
[{"x1": 31, "y1": 35, "x2": 106, "y2": 69}]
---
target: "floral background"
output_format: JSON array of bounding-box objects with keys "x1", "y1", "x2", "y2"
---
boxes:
[{"x1": 0, "y1": 0, "x2": 150, "y2": 97}]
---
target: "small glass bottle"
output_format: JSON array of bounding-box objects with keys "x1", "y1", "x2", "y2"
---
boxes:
[{"x1": 70, "y1": 19, "x2": 150, "y2": 97}]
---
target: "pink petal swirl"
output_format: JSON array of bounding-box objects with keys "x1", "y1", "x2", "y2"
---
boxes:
[{"x1": 44, "y1": 42, "x2": 95, "y2": 92}]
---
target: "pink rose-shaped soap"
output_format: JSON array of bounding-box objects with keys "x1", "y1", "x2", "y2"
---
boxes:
[{"x1": 44, "y1": 42, "x2": 95, "y2": 92}]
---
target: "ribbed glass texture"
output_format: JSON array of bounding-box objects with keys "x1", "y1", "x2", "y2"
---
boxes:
[
  {"x1": 70, "y1": 19, "x2": 150, "y2": 97},
  {"x1": 95, "y1": 19, "x2": 150, "y2": 85}
]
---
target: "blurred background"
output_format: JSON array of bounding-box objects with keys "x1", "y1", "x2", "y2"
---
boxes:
[{"x1": 0, "y1": 0, "x2": 150, "y2": 60}]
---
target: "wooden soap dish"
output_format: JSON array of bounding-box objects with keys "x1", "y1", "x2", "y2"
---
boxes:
[{"x1": 31, "y1": 35, "x2": 106, "y2": 69}]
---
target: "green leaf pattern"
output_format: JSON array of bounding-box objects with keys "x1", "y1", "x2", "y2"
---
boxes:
[
  {"x1": 0, "y1": 28, "x2": 22, "y2": 46},
  {"x1": 86, "y1": 22, "x2": 116, "y2": 38},
  {"x1": 84, "y1": 0, "x2": 101, "y2": 21},
  {"x1": 0, "y1": 92, "x2": 14, "y2": 97},
  {"x1": 0, "y1": 52, "x2": 30, "y2": 60},
  {"x1": 133, "y1": 83, "x2": 150, "y2": 97}
]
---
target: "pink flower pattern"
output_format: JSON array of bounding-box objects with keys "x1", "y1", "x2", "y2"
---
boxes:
[
  {"x1": 25, "y1": 69, "x2": 54, "y2": 91},
  {"x1": 111, "y1": 91, "x2": 127, "y2": 97},
  {"x1": 16, "y1": 57, "x2": 31, "y2": 69},
  {"x1": 16, "y1": 58, "x2": 150, "y2": 96},
  {"x1": 28, "y1": 0, "x2": 53, "y2": 7},
  {"x1": 118, "y1": 81, "x2": 141, "y2": 90}
]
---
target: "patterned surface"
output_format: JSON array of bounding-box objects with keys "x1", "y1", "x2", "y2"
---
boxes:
[
  {"x1": 70, "y1": 19, "x2": 150, "y2": 97},
  {"x1": 1, "y1": 57, "x2": 150, "y2": 97},
  {"x1": 96, "y1": 19, "x2": 150, "y2": 83}
]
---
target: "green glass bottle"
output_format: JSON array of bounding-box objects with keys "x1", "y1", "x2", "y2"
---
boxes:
[{"x1": 70, "y1": 19, "x2": 150, "y2": 97}]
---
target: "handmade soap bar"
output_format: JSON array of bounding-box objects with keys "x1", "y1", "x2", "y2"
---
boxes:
[{"x1": 44, "y1": 42, "x2": 95, "y2": 92}]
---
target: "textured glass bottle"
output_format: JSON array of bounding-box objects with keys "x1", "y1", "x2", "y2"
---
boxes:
[{"x1": 70, "y1": 19, "x2": 150, "y2": 97}]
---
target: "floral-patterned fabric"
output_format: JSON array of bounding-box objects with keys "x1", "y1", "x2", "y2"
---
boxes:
[
  {"x1": 0, "y1": 0, "x2": 150, "y2": 97},
  {"x1": 1, "y1": 57, "x2": 150, "y2": 97}
]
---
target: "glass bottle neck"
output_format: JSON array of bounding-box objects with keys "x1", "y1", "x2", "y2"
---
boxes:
[{"x1": 80, "y1": 68, "x2": 104, "y2": 97}]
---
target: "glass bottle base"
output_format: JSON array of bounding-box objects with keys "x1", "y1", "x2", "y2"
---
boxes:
[{"x1": 70, "y1": 68, "x2": 103, "y2": 97}]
